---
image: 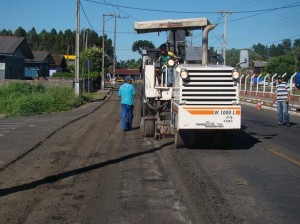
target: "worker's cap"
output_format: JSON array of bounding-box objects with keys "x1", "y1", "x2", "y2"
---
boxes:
[
  {"x1": 125, "y1": 76, "x2": 131, "y2": 82},
  {"x1": 277, "y1": 75, "x2": 282, "y2": 79}
]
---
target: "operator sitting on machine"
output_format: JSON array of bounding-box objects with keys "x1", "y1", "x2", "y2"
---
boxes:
[{"x1": 157, "y1": 44, "x2": 179, "y2": 87}]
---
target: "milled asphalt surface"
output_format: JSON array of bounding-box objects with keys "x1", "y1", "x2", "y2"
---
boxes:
[{"x1": 0, "y1": 89, "x2": 299, "y2": 171}]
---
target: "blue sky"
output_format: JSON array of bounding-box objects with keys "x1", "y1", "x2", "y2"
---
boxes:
[{"x1": 1, "y1": 0, "x2": 300, "y2": 61}]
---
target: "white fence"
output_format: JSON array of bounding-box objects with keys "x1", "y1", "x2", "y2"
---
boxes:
[{"x1": 239, "y1": 72, "x2": 299, "y2": 97}]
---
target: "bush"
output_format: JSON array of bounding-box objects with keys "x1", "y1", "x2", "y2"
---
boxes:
[{"x1": 0, "y1": 82, "x2": 83, "y2": 117}]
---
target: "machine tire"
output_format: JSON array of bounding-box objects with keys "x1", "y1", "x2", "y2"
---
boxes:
[
  {"x1": 175, "y1": 130, "x2": 185, "y2": 148},
  {"x1": 144, "y1": 119, "x2": 155, "y2": 137}
]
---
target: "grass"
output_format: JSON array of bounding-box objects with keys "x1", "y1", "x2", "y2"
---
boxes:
[{"x1": 0, "y1": 82, "x2": 102, "y2": 118}]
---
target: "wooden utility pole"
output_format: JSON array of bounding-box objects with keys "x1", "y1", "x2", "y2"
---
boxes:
[
  {"x1": 102, "y1": 14, "x2": 114, "y2": 90},
  {"x1": 112, "y1": 14, "x2": 128, "y2": 80},
  {"x1": 75, "y1": 0, "x2": 80, "y2": 96},
  {"x1": 218, "y1": 10, "x2": 232, "y2": 66}
]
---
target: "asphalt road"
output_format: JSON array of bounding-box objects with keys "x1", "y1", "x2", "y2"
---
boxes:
[{"x1": 0, "y1": 87, "x2": 299, "y2": 224}]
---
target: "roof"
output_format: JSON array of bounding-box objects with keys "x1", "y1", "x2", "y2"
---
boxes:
[
  {"x1": 0, "y1": 36, "x2": 34, "y2": 59},
  {"x1": 115, "y1": 69, "x2": 140, "y2": 75},
  {"x1": 51, "y1": 54, "x2": 66, "y2": 66},
  {"x1": 253, "y1": 61, "x2": 268, "y2": 67},
  {"x1": 134, "y1": 18, "x2": 210, "y2": 34},
  {"x1": 25, "y1": 51, "x2": 55, "y2": 64}
]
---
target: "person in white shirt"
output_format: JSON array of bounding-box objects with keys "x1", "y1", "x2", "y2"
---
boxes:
[{"x1": 273, "y1": 75, "x2": 291, "y2": 127}]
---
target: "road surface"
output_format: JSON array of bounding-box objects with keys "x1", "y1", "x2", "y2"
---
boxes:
[{"x1": 0, "y1": 86, "x2": 299, "y2": 224}]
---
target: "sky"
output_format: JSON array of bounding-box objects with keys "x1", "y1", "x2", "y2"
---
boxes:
[{"x1": 1, "y1": 0, "x2": 300, "y2": 61}]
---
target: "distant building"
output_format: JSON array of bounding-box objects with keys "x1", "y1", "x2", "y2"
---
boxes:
[
  {"x1": 25, "y1": 51, "x2": 55, "y2": 79},
  {"x1": 253, "y1": 61, "x2": 268, "y2": 75},
  {"x1": 64, "y1": 54, "x2": 75, "y2": 67},
  {"x1": 114, "y1": 68, "x2": 140, "y2": 80},
  {"x1": 0, "y1": 36, "x2": 34, "y2": 79},
  {"x1": 49, "y1": 54, "x2": 68, "y2": 76}
]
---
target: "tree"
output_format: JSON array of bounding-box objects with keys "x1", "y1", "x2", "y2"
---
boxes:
[
  {"x1": 14, "y1": 26, "x2": 27, "y2": 37},
  {"x1": 132, "y1": 40, "x2": 155, "y2": 55},
  {"x1": 225, "y1": 48, "x2": 240, "y2": 67},
  {"x1": 64, "y1": 29, "x2": 75, "y2": 55},
  {"x1": 265, "y1": 53, "x2": 295, "y2": 77},
  {"x1": 39, "y1": 29, "x2": 49, "y2": 51},
  {"x1": 252, "y1": 43, "x2": 268, "y2": 60},
  {"x1": 0, "y1": 29, "x2": 13, "y2": 36},
  {"x1": 116, "y1": 59, "x2": 141, "y2": 69},
  {"x1": 292, "y1": 38, "x2": 300, "y2": 72},
  {"x1": 282, "y1": 38, "x2": 292, "y2": 51},
  {"x1": 293, "y1": 38, "x2": 300, "y2": 48},
  {"x1": 80, "y1": 47, "x2": 104, "y2": 74},
  {"x1": 26, "y1": 27, "x2": 39, "y2": 49}
]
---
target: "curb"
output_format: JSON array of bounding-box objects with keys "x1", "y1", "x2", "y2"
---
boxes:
[{"x1": 240, "y1": 97, "x2": 300, "y2": 114}]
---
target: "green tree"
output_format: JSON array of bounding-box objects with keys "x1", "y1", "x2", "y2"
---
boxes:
[
  {"x1": 38, "y1": 29, "x2": 50, "y2": 51},
  {"x1": 252, "y1": 43, "x2": 268, "y2": 60},
  {"x1": 26, "y1": 27, "x2": 39, "y2": 49},
  {"x1": 14, "y1": 26, "x2": 27, "y2": 37},
  {"x1": 64, "y1": 29, "x2": 75, "y2": 55},
  {"x1": 293, "y1": 38, "x2": 300, "y2": 48},
  {"x1": 265, "y1": 53, "x2": 295, "y2": 77},
  {"x1": 132, "y1": 40, "x2": 155, "y2": 55},
  {"x1": 80, "y1": 47, "x2": 103, "y2": 73},
  {"x1": 0, "y1": 29, "x2": 13, "y2": 36},
  {"x1": 116, "y1": 59, "x2": 141, "y2": 69},
  {"x1": 225, "y1": 48, "x2": 240, "y2": 67},
  {"x1": 282, "y1": 38, "x2": 292, "y2": 51}
]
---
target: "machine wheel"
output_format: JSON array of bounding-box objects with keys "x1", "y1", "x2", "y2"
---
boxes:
[
  {"x1": 144, "y1": 119, "x2": 155, "y2": 137},
  {"x1": 175, "y1": 130, "x2": 185, "y2": 148}
]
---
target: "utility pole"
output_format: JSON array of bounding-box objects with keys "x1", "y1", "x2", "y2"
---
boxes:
[
  {"x1": 101, "y1": 14, "x2": 127, "y2": 89},
  {"x1": 75, "y1": 0, "x2": 80, "y2": 96},
  {"x1": 102, "y1": 14, "x2": 114, "y2": 90},
  {"x1": 112, "y1": 15, "x2": 128, "y2": 80},
  {"x1": 219, "y1": 10, "x2": 232, "y2": 66}
]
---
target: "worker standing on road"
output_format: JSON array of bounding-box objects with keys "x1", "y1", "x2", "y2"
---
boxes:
[
  {"x1": 118, "y1": 76, "x2": 136, "y2": 131},
  {"x1": 273, "y1": 75, "x2": 291, "y2": 127}
]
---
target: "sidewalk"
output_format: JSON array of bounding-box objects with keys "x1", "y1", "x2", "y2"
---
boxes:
[{"x1": 240, "y1": 92, "x2": 300, "y2": 113}]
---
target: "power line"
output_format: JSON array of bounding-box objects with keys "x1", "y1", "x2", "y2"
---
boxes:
[
  {"x1": 103, "y1": 0, "x2": 139, "y2": 21},
  {"x1": 84, "y1": 0, "x2": 300, "y2": 15},
  {"x1": 80, "y1": 2, "x2": 95, "y2": 31}
]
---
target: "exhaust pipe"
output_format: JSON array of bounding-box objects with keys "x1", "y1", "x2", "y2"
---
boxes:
[{"x1": 202, "y1": 24, "x2": 217, "y2": 66}]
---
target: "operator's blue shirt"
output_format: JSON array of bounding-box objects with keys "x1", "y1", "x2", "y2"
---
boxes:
[{"x1": 118, "y1": 83, "x2": 136, "y2": 105}]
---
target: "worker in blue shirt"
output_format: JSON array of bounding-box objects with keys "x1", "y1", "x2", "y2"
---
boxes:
[{"x1": 118, "y1": 76, "x2": 136, "y2": 131}]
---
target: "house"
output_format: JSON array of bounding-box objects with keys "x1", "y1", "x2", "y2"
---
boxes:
[
  {"x1": 0, "y1": 36, "x2": 34, "y2": 79},
  {"x1": 25, "y1": 51, "x2": 55, "y2": 79},
  {"x1": 64, "y1": 54, "x2": 75, "y2": 67},
  {"x1": 114, "y1": 68, "x2": 141, "y2": 81},
  {"x1": 49, "y1": 54, "x2": 68, "y2": 76},
  {"x1": 253, "y1": 61, "x2": 268, "y2": 75}
]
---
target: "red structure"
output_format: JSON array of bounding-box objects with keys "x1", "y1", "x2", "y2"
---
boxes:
[{"x1": 114, "y1": 69, "x2": 140, "y2": 80}]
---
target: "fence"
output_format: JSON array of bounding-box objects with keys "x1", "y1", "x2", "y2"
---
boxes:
[
  {"x1": 239, "y1": 72, "x2": 300, "y2": 98},
  {"x1": 239, "y1": 72, "x2": 300, "y2": 111}
]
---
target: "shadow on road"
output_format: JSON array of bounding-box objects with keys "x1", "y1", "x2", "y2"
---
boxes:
[
  {"x1": 0, "y1": 142, "x2": 173, "y2": 197},
  {"x1": 182, "y1": 125, "x2": 261, "y2": 150}
]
